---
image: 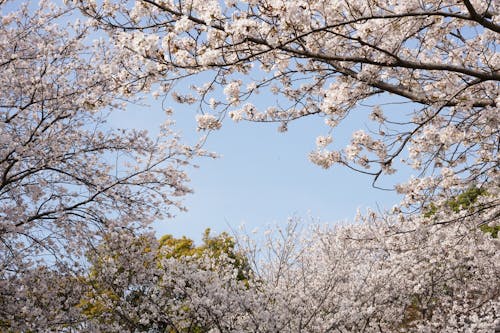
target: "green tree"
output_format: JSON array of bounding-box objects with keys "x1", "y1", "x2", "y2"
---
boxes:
[
  {"x1": 79, "y1": 230, "x2": 250, "y2": 331},
  {"x1": 159, "y1": 229, "x2": 250, "y2": 281}
]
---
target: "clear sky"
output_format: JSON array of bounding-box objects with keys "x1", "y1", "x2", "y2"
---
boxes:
[{"x1": 109, "y1": 91, "x2": 408, "y2": 243}]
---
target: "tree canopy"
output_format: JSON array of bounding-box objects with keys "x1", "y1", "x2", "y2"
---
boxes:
[
  {"x1": 0, "y1": 0, "x2": 499, "y2": 331},
  {"x1": 78, "y1": 0, "x2": 498, "y2": 196}
]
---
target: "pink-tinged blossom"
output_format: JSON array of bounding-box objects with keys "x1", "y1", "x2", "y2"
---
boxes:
[
  {"x1": 196, "y1": 114, "x2": 222, "y2": 130},
  {"x1": 223, "y1": 80, "x2": 242, "y2": 105},
  {"x1": 315, "y1": 135, "x2": 332, "y2": 148}
]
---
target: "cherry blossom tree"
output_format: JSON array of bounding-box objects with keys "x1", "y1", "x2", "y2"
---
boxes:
[
  {"x1": 77, "y1": 0, "x2": 499, "y2": 213},
  {"x1": 251, "y1": 214, "x2": 499, "y2": 332},
  {"x1": 0, "y1": 263, "x2": 86, "y2": 331},
  {"x1": 0, "y1": 0, "x2": 204, "y2": 277}
]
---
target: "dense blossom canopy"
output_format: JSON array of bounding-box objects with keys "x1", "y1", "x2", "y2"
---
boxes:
[
  {"x1": 4, "y1": 216, "x2": 498, "y2": 332},
  {"x1": 77, "y1": 0, "x2": 499, "y2": 205},
  {"x1": 0, "y1": 0, "x2": 204, "y2": 276},
  {"x1": 0, "y1": 0, "x2": 499, "y2": 331}
]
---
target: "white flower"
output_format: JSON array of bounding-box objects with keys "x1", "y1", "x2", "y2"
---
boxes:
[
  {"x1": 223, "y1": 80, "x2": 241, "y2": 105},
  {"x1": 199, "y1": 49, "x2": 220, "y2": 65},
  {"x1": 175, "y1": 16, "x2": 194, "y2": 33},
  {"x1": 196, "y1": 114, "x2": 222, "y2": 131},
  {"x1": 309, "y1": 150, "x2": 340, "y2": 169},
  {"x1": 315, "y1": 135, "x2": 332, "y2": 148}
]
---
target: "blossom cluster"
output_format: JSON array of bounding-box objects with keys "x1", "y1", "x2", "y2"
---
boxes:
[{"x1": 196, "y1": 114, "x2": 222, "y2": 131}]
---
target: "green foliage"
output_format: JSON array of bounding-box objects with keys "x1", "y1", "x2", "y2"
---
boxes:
[
  {"x1": 158, "y1": 234, "x2": 197, "y2": 258},
  {"x1": 424, "y1": 187, "x2": 487, "y2": 218},
  {"x1": 479, "y1": 225, "x2": 499, "y2": 238},
  {"x1": 448, "y1": 187, "x2": 487, "y2": 213},
  {"x1": 80, "y1": 229, "x2": 251, "y2": 329},
  {"x1": 424, "y1": 187, "x2": 498, "y2": 238},
  {"x1": 158, "y1": 229, "x2": 250, "y2": 281}
]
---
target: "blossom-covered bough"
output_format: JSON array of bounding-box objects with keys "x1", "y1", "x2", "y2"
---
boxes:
[
  {"x1": 75, "y1": 0, "x2": 499, "y2": 220},
  {"x1": 1, "y1": 0, "x2": 498, "y2": 331}
]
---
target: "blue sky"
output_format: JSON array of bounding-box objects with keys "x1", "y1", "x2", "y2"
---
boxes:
[{"x1": 109, "y1": 92, "x2": 407, "y2": 243}]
